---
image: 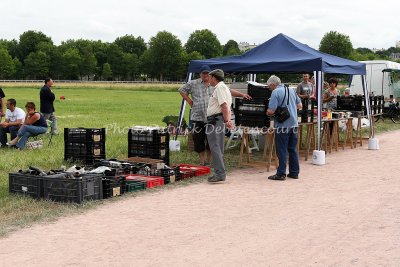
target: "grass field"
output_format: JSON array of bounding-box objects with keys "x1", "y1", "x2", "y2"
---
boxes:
[
  {"x1": 1, "y1": 83, "x2": 399, "y2": 237},
  {"x1": 0, "y1": 84, "x2": 243, "y2": 236}
]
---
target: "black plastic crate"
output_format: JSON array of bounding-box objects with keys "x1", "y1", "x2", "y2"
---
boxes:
[
  {"x1": 42, "y1": 174, "x2": 103, "y2": 203},
  {"x1": 128, "y1": 128, "x2": 169, "y2": 145},
  {"x1": 9, "y1": 172, "x2": 43, "y2": 199},
  {"x1": 102, "y1": 176, "x2": 125, "y2": 199},
  {"x1": 64, "y1": 128, "x2": 106, "y2": 144},
  {"x1": 247, "y1": 83, "x2": 271, "y2": 100},
  {"x1": 235, "y1": 98, "x2": 268, "y2": 113},
  {"x1": 140, "y1": 167, "x2": 176, "y2": 184},
  {"x1": 125, "y1": 179, "x2": 147, "y2": 192},
  {"x1": 65, "y1": 142, "x2": 105, "y2": 156},
  {"x1": 128, "y1": 143, "x2": 168, "y2": 157},
  {"x1": 235, "y1": 113, "x2": 270, "y2": 128},
  {"x1": 337, "y1": 95, "x2": 363, "y2": 111}
]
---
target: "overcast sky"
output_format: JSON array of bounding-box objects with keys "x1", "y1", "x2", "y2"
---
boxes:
[{"x1": 1, "y1": 0, "x2": 399, "y2": 50}]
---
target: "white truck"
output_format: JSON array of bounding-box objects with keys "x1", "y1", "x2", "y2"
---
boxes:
[{"x1": 349, "y1": 60, "x2": 400, "y2": 99}]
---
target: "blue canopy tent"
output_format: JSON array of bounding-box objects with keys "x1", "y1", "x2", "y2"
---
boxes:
[{"x1": 178, "y1": 33, "x2": 371, "y2": 156}]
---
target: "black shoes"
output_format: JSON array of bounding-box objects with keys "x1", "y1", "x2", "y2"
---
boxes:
[
  {"x1": 208, "y1": 176, "x2": 225, "y2": 183},
  {"x1": 287, "y1": 174, "x2": 299, "y2": 179},
  {"x1": 268, "y1": 174, "x2": 286, "y2": 181}
]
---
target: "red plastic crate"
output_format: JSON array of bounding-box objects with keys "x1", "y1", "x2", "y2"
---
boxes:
[
  {"x1": 125, "y1": 174, "x2": 164, "y2": 188},
  {"x1": 178, "y1": 164, "x2": 211, "y2": 176}
]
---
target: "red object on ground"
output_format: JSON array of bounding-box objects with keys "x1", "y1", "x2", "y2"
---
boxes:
[
  {"x1": 178, "y1": 164, "x2": 211, "y2": 176},
  {"x1": 60, "y1": 96, "x2": 65, "y2": 100},
  {"x1": 125, "y1": 174, "x2": 164, "y2": 188}
]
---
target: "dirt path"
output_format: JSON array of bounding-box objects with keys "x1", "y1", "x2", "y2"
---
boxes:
[{"x1": 1, "y1": 131, "x2": 400, "y2": 266}]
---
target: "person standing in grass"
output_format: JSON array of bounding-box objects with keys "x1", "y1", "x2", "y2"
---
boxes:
[
  {"x1": 179, "y1": 65, "x2": 213, "y2": 166},
  {"x1": 40, "y1": 78, "x2": 57, "y2": 134}
]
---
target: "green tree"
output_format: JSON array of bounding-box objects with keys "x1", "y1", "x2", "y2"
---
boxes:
[
  {"x1": 0, "y1": 48, "x2": 16, "y2": 79},
  {"x1": 92, "y1": 41, "x2": 110, "y2": 79},
  {"x1": 177, "y1": 50, "x2": 204, "y2": 79},
  {"x1": 223, "y1": 40, "x2": 241, "y2": 56},
  {"x1": 319, "y1": 31, "x2": 353, "y2": 59},
  {"x1": 185, "y1": 29, "x2": 222, "y2": 58},
  {"x1": 17, "y1": 30, "x2": 53, "y2": 61},
  {"x1": 79, "y1": 47, "x2": 97, "y2": 80},
  {"x1": 62, "y1": 48, "x2": 81, "y2": 79},
  {"x1": 144, "y1": 31, "x2": 184, "y2": 80},
  {"x1": 121, "y1": 52, "x2": 139, "y2": 80},
  {"x1": 107, "y1": 44, "x2": 125, "y2": 80},
  {"x1": 13, "y1": 58, "x2": 23, "y2": 79},
  {"x1": 102, "y1": 63, "x2": 113, "y2": 80},
  {"x1": 24, "y1": 51, "x2": 50, "y2": 79},
  {"x1": 0, "y1": 39, "x2": 19, "y2": 58},
  {"x1": 114, "y1": 35, "x2": 147, "y2": 56}
]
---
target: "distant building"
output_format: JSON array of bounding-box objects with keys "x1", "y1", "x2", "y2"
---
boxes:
[
  {"x1": 238, "y1": 42, "x2": 257, "y2": 52},
  {"x1": 390, "y1": 53, "x2": 400, "y2": 60},
  {"x1": 396, "y1": 41, "x2": 400, "y2": 48}
]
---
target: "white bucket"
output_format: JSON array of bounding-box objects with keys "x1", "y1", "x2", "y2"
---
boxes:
[
  {"x1": 169, "y1": 140, "x2": 180, "y2": 152},
  {"x1": 312, "y1": 150, "x2": 326, "y2": 165},
  {"x1": 368, "y1": 138, "x2": 379, "y2": 150}
]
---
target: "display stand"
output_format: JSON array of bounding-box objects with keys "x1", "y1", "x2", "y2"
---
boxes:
[
  {"x1": 353, "y1": 115, "x2": 363, "y2": 147},
  {"x1": 226, "y1": 128, "x2": 259, "y2": 152},
  {"x1": 238, "y1": 127, "x2": 277, "y2": 172},
  {"x1": 297, "y1": 122, "x2": 316, "y2": 161},
  {"x1": 341, "y1": 118, "x2": 354, "y2": 149}
]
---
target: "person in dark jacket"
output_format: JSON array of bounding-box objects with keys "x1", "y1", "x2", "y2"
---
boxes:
[{"x1": 40, "y1": 78, "x2": 57, "y2": 134}]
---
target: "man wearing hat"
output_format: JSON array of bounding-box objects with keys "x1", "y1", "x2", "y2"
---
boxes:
[
  {"x1": 206, "y1": 69, "x2": 234, "y2": 183},
  {"x1": 179, "y1": 65, "x2": 213, "y2": 165},
  {"x1": 179, "y1": 65, "x2": 251, "y2": 166}
]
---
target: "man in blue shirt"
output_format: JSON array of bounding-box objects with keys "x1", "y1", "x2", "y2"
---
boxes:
[{"x1": 267, "y1": 75, "x2": 302, "y2": 180}]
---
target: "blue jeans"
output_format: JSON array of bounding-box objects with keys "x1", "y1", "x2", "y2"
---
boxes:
[
  {"x1": 0, "y1": 126, "x2": 20, "y2": 146},
  {"x1": 275, "y1": 127, "x2": 300, "y2": 176},
  {"x1": 16, "y1": 125, "x2": 47, "y2": 149}
]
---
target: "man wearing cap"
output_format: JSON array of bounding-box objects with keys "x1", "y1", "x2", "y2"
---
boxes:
[
  {"x1": 179, "y1": 65, "x2": 251, "y2": 166},
  {"x1": 206, "y1": 69, "x2": 234, "y2": 183},
  {"x1": 179, "y1": 65, "x2": 213, "y2": 165}
]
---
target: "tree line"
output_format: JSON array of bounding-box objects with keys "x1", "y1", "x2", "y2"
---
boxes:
[{"x1": 0, "y1": 30, "x2": 399, "y2": 81}]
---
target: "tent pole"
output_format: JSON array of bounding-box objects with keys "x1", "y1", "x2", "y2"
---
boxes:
[
  {"x1": 361, "y1": 75, "x2": 373, "y2": 138},
  {"x1": 316, "y1": 71, "x2": 323, "y2": 150},
  {"x1": 176, "y1": 73, "x2": 192, "y2": 141}
]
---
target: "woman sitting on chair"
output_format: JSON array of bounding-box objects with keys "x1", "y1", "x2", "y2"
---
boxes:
[{"x1": 7, "y1": 102, "x2": 47, "y2": 149}]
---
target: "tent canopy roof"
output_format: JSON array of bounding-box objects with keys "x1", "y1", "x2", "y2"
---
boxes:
[{"x1": 188, "y1": 33, "x2": 366, "y2": 75}]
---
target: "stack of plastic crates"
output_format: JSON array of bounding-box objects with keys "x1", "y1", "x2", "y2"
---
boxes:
[
  {"x1": 64, "y1": 128, "x2": 106, "y2": 165},
  {"x1": 128, "y1": 127, "x2": 170, "y2": 165},
  {"x1": 234, "y1": 83, "x2": 271, "y2": 128},
  {"x1": 234, "y1": 98, "x2": 270, "y2": 128}
]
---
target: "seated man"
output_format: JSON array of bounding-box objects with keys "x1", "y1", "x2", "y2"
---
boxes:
[
  {"x1": 7, "y1": 102, "x2": 47, "y2": 150},
  {"x1": 0, "y1": 98, "x2": 26, "y2": 147}
]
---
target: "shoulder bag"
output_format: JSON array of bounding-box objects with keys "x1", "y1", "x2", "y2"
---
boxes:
[{"x1": 274, "y1": 87, "x2": 291, "y2": 123}]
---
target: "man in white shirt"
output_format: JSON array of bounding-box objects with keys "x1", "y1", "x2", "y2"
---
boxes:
[
  {"x1": 206, "y1": 69, "x2": 234, "y2": 183},
  {"x1": 0, "y1": 99, "x2": 26, "y2": 147}
]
